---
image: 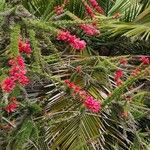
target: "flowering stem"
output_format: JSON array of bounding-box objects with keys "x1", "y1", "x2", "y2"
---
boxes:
[{"x1": 102, "y1": 66, "x2": 150, "y2": 108}]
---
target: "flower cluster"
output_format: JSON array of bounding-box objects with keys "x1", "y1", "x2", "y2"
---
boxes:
[
  {"x1": 54, "y1": 5, "x2": 64, "y2": 15},
  {"x1": 19, "y1": 39, "x2": 32, "y2": 55},
  {"x1": 84, "y1": 96, "x2": 101, "y2": 112},
  {"x1": 80, "y1": 24, "x2": 100, "y2": 36},
  {"x1": 1, "y1": 77, "x2": 16, "y2": 93},
  {"x1": 139, "y1": 56, "x2": 150, "y2": 65},
  {"x1": 83, "y1": 1, "x2": 95, "y2": 18},
  {"x1": 1, "y1": 37, "x2": 31, "y2": 93},
  {"x1": 89, "y1": 0, "x2": 104, "y2": 14},
  {"x1": 1, "y1": 56, "x2": 29, "y2": 93},
  {"x1": 4, "y1": 97, "x2": 18, "y2": 113},
  {"x1": 64, "y1": 80, "x2": 101, "y2": 112},
  {"x1": 57, "y1": 31, "x2": 86, "y2": 50},
  {"x1": 114, "y1": 69, "x2": 124, "y2": 86},
  {"x1": 131, "y1": 67, "x2": 141, "y2": 77},
  {"x1": 5, "y1": 102, "x2": 17, "y2": 113}
]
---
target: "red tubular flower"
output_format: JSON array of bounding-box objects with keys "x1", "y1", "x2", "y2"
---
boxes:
[
  {"x1": 89, "y1": 0, "x2": 104, "y2": 14},
  {"x1": 83, "y1": 1, "x2": 95, "y2": 18},
  {"x1": 80, "y1": 24, "x2": 100, "y2": 36},
  {"x1": 121, "y1": 111, "x2": 128, "y2": 118},
  {"x1": 95, "y1": 5, "x2": 104, "y2": 14},
  {"x1": 19, "y1": 40, "x2": 32, "y2": 55},
  {"x1": 131, "y1": 68, "x2": 141, "y2": 77},
  {"x1": 8, "y1": 59, "x2": 16, "y2": 66},
  {"x1": 84, "y1": 96, "x2": 101, "y2": 112},
  {"x1": 119, "y1": 57, "x2": 127, "y2": 65},
  {"x1": 16, "y1": 56, "x2": 25, "y2": 68},
  {"x1": 5, "y1": 102, "x2": 18, "y2": 113},
  {"x1": 54, "y1": 5, "x2": 64, "y2": 15},
  {"x1": 114, "y1": 69, "x2": 124, "y2": 86},
  {"x1": 9, "y1": 66, "x2": 20, "y2": 76},
  {"x1": 76, "y1": 65, "x2": 82, "y2": 73},
  {"x1": 74, "y1": 86, "x2": 81, "y2": 93},
  {"x1": 116, "y1": 79, "x2": 122, "y2": 86},
  {"x1": 57, "y1": 31, "x2": 70, "y2": 41},
  {"x1": 114, "y1": 69, "x2": 123, "y2": 81},
  {"x1": 144, "y1": 69, "x2": 150, "y2": 76},
  {"x1": 18, "y1": 74, "x2": 29, "y2": 86},
  {"x1": 1, "y1": 77, "x2": 16, "y2": 93},
  {"x1": 139, "y1": 56, "x2": 150, "y2": 65},
  {"x1": 89, "y1": 0, "x2": 97, "y2": 7},
  {"x1": 64, "y1": 79, "x2": 70, "y2": 84}
]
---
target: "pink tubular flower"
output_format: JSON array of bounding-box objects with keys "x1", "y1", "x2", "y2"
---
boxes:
[
  {"x1": 89, "y1": 0, "x2": 104, "y2": 14},
  {"x1": 139, "y1": 56, "x2": 150, "y2": 65},
  {"x1": 19, "y1": 40, "x2": 32, "y2": 55},
  {"x1": 54, "y1": 5, "x2": 64, "y2": 15},
  {"x1": 5, "y1": 102, "x2": 17, "y2": 113},
  {"x1": 57, "y1": 31, "x2": 86, "y2": 50},
  {"x1": 80, "y1": 24, "x2": 100, "y2": 36},
  {"x1": 84, "y1": 96, "x2": 101, "y2": 112},
  {"x1": 1, "y1": 77, "x2": 16, "y2": 93}
]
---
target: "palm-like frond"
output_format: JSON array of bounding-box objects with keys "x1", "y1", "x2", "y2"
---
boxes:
[{"x1": 97, "y1": 7, "x2": 150, "y2": 41}]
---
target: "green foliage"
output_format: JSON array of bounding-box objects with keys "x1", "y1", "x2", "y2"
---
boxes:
[
  {"x1": 8, "y1": 119, "x2": 34, "y2": 150},
  {"x1": 9, "y1": 25, "x2": 20, "y2": 57}
]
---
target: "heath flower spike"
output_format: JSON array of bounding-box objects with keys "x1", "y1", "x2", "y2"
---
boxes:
[
  {"x1": 64, "y1": 80, "x2": 101, "y2": 112},
  {"x1": 57, "y1": 31, "x2": 86, "y2": 50},
  {"x1": 80, "y1": 24, "x2": 100, "y2": 36}
]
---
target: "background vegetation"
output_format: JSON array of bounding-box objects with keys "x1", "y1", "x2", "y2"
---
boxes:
[{"x1": 0, "y1": 0, "x2": 150, "y2": 150}]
